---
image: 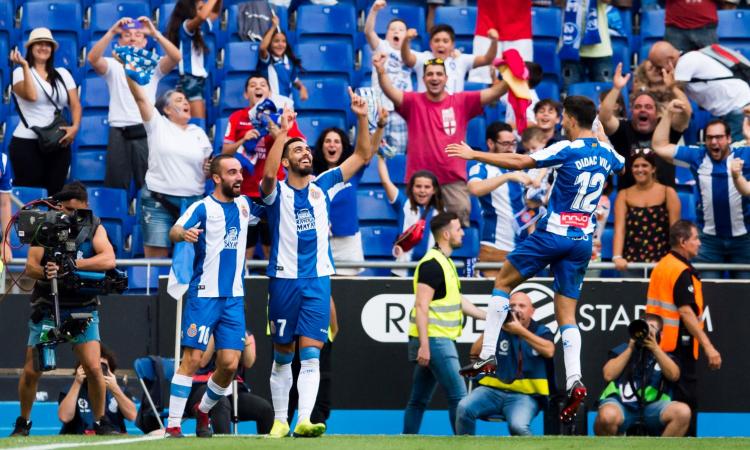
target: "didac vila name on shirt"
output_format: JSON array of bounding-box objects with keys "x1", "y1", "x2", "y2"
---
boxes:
[{"x1": 575, "y1": 155, "x2": 612, "y2": 172}]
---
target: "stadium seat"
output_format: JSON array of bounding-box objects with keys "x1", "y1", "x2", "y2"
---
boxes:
[
  {"x1": 101, "y1": 220, "x2": 126, "y2": 258},
  {"x1": 70, "y1": 151, "x2": 107, "y2": 183},
  {"x1": 212, "y1": 116, "x2": 229, "y2": 155},
  {"x1": 600, "y1": 226, "x2": 615, "y2": 261},
  {"x1": 678, "y1": 191, "x2": 697, "y2": 223},
  {"x1": 675, "y1": 165, "x2": 695, "y2": 187},
  {"x1": 387, "y1": 154, "x2": 407, "y2": 185},
  {"x1": 718, "y1": 10, "x2": 750, "y2": 40},
  {"x1": 469, "y1": 195, "x2": 482, "y2": 229},
  {"x1": 293, "y1": 76, "x2": 350, "y2": 116},
  {"x1": 156, "y1": 71, "x2": 180, "y2": 100},
  {"x1": 0, "y1": 2, "x2": 15, "y2": 88},
  {"x1": 535, "y1": 79, "x2": 560, "y2": 102},
  {"x1": 87, "y1": 187, "x2": 129, "y2": 225},
  {"x1": 374, "y1": 4, "x2": 426, "y2": 41},
  {"x1": 533, "y1": 40, "x2": 562, "y2": 87},
  {"x1": 531, "y1": 7, "x2": 562, "y2": 40},
  {"x1": 360, "y1": 159, "x2": 384, "y2": 186},
  {"x1": 53, "y1": 36, "x2": 82, "y2": 84},
  {"x1": 130, "y1": 223, "x2": 144, "y2": 258},
  {"x1": 639, "y1": 9, "x2": 665, "y2": 61},
  {"x1": 357, "y1": 188, "x2": 398, "y2": 223},
  {"x1": 296, "y1": 4, "x2": 358, "y2": 47},
  {"x1": 452, "y1": 226, "x2": 479, "y2": 259},
  {"x1": 81, "y1": 75, "x2": 111, "y2": 112},
  {"x1": 361, "y1": 224, "x2": 399, "y2": 258},
  {"x1": 89, "y1": 1, "x2": 151, "y2": 42},
  {"x1": 295, "y1": 112, "x2": 347, "y2": 146},
  {"x1": 21, "y1": 2, "x2": 83, "y2": 45},
  {"x1": 126, "y1": 266, "x2": 166, "y2": 293},
  {"x1": 566, "y1": 82, "x2": 614, "y2": 107},
  {"x1": 466, "y1": 116, "x2": 486, "y2": 150},
  {"x1": 76, "y1": 114, "x2": 110, "y2": 149},
  {"x1": 216, "y1": 74, "x2": 251, "y2": 116},
  {"x1": 612, "y1": 36, "x2": 631, "y2": 74},
  {"x1": 133, "y1": 356, "x2": 176, "y2": 427},
  {"x1": 0, "y1": 38, "x2": 9, "y2": 92},
  {"x1": 296, "y1": 41, "x2": 355, "y2": 82},
  {"x1": 433, "y1": 6, "x2": 476, "y2": 37},
  {"x1": 11, "y1": 187, "x2": 48, "y2": 213},
  {"x1": 222, "y1": 41, "x2": 260, "y2": 77}
]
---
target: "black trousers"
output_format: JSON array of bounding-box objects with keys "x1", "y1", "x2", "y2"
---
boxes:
[
  {"x1": 104, "y1": 126, "x2": 148, "y2": 193},
  {"x1": 673, "y1": 345, "x2": 698, "y2": 437},
  {"x1": 187, "y1": 384, "x2": 274, "y2": 434},
  {"x1": 287, "y1": 340, "x2": 333, "y2": 425},
  {"x1": 9, "y1": 137, "x2": 71, "y2": 196}
]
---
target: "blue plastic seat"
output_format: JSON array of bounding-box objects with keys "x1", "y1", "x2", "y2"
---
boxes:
[
  {"x1": 434, "y1": 6, "x2": 476, "y2": 37},
  {"x1": 639, "y1": 9, "x2": 665, "y2": 61},
  {"x1": 535, "y1": 79, "x2": 560, "y2": 102},
  {"x1": 675, "y1": 165, "x2": 695, "y2": 187},
  {"x1": 374, "y1": 4, "x2": 425, "y2": 40},
  {"x1": 217, "y1": 74, "x2": 251, "y2": 116},
  {"x1": 212, "y1": 116, "x2": 230, "y2": 155},
  {"x1": 452, "y1": 227, "x2": 479, "y2": 259},
  {"x1": 566, "y1": 82, "x2": 614, "y2": 107},
  {"x1": 387, "y1": 154, "x2": 407, "y2": 185},
  {"x1": 600, "y1": 226, "x2": 615, "y2": 261},
  {"x1": 466, "y1": 116, "x2": 486, "y2": 150},
  {"x1": 76, "y1": 114, "x2": 110, "y2": 149},
  {"x1": 612, "y1": 36, "x2": 631, "y2": 74},
  {"x1": 21, "y1": 2, "x2": 83, "y2": 45},
  {"x1": 361, "y1": 225, "x2": 399, "y2": 258},
  {"x1": 295, "y1": 112, "x2": 347, "y2": 147},
  {"x1": 81, "y1": 75, "x2": 111, "y2": 112},
  {"x1": 71, "y1": 150, "x2": 107, "y2": 183},
  {"x1": 678, "y1": 191, "x2": 697, "y2": 223},
  {"x1": 87, "y1": 187, "x2": 129, "y2": 223},
  {"x1": 469, "y1": 195, "x2": 482, "y2": 230},
  {"x1": 89, "y1": 1, "x2": 151, "y2": 42},
  {"x1": 51, "y1": 35, "x2": 81, "y2": 84},
  {"x1": 296, "y1": 4, "x2": 357, "y2": 46},
  {"x1": 718, "y1": 10, "x2": 750, "y2": 40},
  {"x1": 101, "y1": 220, "x2": 126, "y2": 258},
  {"x1": 357, "y1": 188, "x2": 398, "y2": 223},
  {"x1": 133, "y1": 356, "x2": 176, "y2": 424},
  {"x1": 293, "y1": 76, "x2": 350, "y2": 114},
  {"x1": 533, "y1": 40, "x2": 562, "y2": 87},
  {"x1": 11, "y1": 187, "x2": 48, "y2": 213},
  {"x1": 223, "y1": 41, "x2": 259, "y2": 76},
  {"x1": 531, "y1": 7, "x2": 562, "y2": 40},
  {"x1": 126, "y1": 266, "x2": 165, "y2": 293},
  {"x1": 296, "y1": 41, "x2": 354, "y2": 82}
]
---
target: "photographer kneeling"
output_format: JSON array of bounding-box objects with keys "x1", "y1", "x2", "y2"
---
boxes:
[
  {"x1": 12, "y1": 181, "x2": 118, "y2": 436},
  {"x1": 594, "y1": 314, "x2": 691, "y2": 437}
]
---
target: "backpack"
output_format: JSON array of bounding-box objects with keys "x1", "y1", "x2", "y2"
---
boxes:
[
  {"x1": 689, "y1": 44, "x2": 750, "y2": 86},
  {"x1": 134, "y1": 356, "x2": 172, "y2": 434}
]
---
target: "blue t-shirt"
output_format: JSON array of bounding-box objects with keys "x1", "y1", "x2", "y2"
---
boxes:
[
  {"x1": 328, "y1": 168, "x2": 364, "y2": 237},
  {"x1": 673, "y1": 145, "x2": 750, "y2": 238},
  {"x1": 531, "y1": 138, "x2": 625, "y2": 238}
]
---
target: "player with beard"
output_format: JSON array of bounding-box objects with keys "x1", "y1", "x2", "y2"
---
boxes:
[
  {"x1": 163, "y1": 155, "x2": 266, "y2": 438},
  {"x1": 261, "y1": 89, "x2": 375, "y2": 438}
]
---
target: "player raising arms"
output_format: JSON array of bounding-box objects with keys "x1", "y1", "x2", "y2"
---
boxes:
[
  {"x1": 261, "y1": 88, "x2": 374, "y2": 437},
  {"x1": 447, "y1": 96, "x2": 625, "y2": 423}
]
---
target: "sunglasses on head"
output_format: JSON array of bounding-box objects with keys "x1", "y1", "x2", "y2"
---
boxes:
[
  {"x1": 631, "y1": 147, "x2": 653, "y2": 156},
  {"x1": 424, "y1": 58, "x2": 445, "y2": 66}
]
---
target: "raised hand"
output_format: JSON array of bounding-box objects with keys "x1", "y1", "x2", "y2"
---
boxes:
[
  {"x1": 137, "y1": 16, "x2": 157, "y2": 36},
  {"x1": 372, "y1": 52, "x2": 387, "y2": 74},
  {"x1": 348, "y1": 86, "x2": 368, "y2": 117},
  {"x1": 445, "y1": 141, "x2": 475, "y2": 160},
  {"x1": 372, "y1": 0, "x2": 386, "y2": 12},
  {"x1": 487, "y1": 29, "x2": 499, "y2": 41},
  {"x1": 406, "y1": 28, "x2": 418, "y2": 40},
  {"x1": 10, "y1": 49, "x2": 28, "y2": 67},
  {"x1": 667, "y1": 98, "x2": 688, "y2": 115},
  {"x1": 110, "y1": 17, "x2": 133, "y2": 35},
  {"x1": 612, "y1": 63, "x2": 631, "y2": 90},
  {"x1": 731, "y1": 157, "x2": 744, "y2": 179}
]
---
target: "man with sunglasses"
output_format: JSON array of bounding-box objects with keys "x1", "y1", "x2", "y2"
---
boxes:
[
  {"x1": 652, "y1": 99, "x2": 750, "y2": 279},
  {"x1": 375, "y1": 54, "x2": 509, "y2": 227}
]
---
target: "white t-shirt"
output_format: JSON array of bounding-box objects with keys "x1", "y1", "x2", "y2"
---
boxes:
[
  {"x1": 503, "y1": 89, "x2": 539, "y2": 129},
  {"x1": 675, "y1": 51, "x2": 750, "y2": 117},
  {"x1": 144, "y1": 108, "x2": 212, "y2": 196},
  {"x1": 12, "y1": 67, "x2": 76, "y2": 139},
  {"x1": 413, "y1": 51, "x2": 474, "y2": 94},
  {"x1": 370, "y1": 39, "x2": 413, "y2": 110},
  {"x1": 103, "y1": 57, "x2": 164, "y2": 127}
]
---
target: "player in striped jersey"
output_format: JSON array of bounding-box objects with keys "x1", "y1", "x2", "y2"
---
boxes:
[
  {"x1": 261, "y1": 88, "x2": 374, "y2": 437},
  {"x1": 164, "y1": 155, "x2": 265, "y2": 438},
  {"x1": 447, "y1": 96, "x2": 625, "y2": 423}
]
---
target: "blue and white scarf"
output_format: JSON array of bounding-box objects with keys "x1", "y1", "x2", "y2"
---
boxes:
[
  {"x1": 559, "y1": 0, "x2": 601, "y2": 62},
  {"x1": 113, "y1": 45, "x2": 159, "y2": 86}
]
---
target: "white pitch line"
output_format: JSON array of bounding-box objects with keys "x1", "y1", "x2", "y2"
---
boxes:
[{"x1": 5, "y1": 435, "x2": 162, "y2": 450}]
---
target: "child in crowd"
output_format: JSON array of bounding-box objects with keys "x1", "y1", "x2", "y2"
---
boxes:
[
  {"x1": 166, "y1": 0, "x2": 221, "y2": 118},
  {"x1": 532, "y1": 99, "x2": 564, "y2": 146},
  {"x1": 259, "y1": 15, "x2": 308, "y2": 101},
  {"x1": 517, "y1": 126, "x2": 549, "y2": 235},
  {"x1": 365, "y1": 0, "x2": 412, "y2": 154},
  {"x1": 402, "y1": 23, "x2": 498, "y2": 94}
]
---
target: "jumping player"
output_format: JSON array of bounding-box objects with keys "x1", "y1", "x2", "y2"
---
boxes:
[
  {"x1": 446, "y1": 96, "x2": 625, "y2": 422},
  {"x1": 164, "y1": 155, "x2": 265, "y2": 438},
  {"x1": 260, "y1": 88, "x2": 374, "y2": 437}
]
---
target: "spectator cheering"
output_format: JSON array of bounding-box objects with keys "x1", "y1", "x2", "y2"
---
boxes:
[
  {"x1": 594, "y1": 315, "x2": 691, "y2": 437},
  {"x1": 600, "y1": 63, "x2": 691, "y2": 190},
  {"x1": 649, "y1": 40, "x2": 750, "y2": 142},
  {"x1": 404, "y1": 212, "x2": 487, "y2": 434},
  {"x1": 375, "y1": 54, "x2": 509, "y2": 226},
  {"x1": 456, "y1": 291, "x2": 554, "y2": 436},
  {"x1": 258, "y1": 15, "x2": 307, "y2": 101},
  {"x1": 613, "y1": 150, "x2": 681, "y2": 274},
  {"x1": 58, "y1": 346, "x2": 136, "y2": 435},
  {"x1": 652, "y1": 100, "x2": 750, "y2": 279},
  {"x1": 165, "y1": 0, "x2": 222, "y2": 119},
  {"x1": 532, "y1": 99, "x2": 563, "y2": 147},
  {"x1": 401, "y1": 24, "x2": 498, "y2": 94},
  {"x1": 10, "y1": 28, "x2": 81, "y2": 195},
  {"x1": 88, "y1": 16, "x2": 181, "y2": 194},
  {"x1": 120, "y1": 58, "x2": 212, "y2": 258}
]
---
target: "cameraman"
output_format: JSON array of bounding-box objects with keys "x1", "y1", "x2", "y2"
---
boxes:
[
  {"x1": 12, "y1": 181, "x2": 117, "y2": 437},
  {"x1": 594, "y1": 315, "x2": 691, "y2": 437}
]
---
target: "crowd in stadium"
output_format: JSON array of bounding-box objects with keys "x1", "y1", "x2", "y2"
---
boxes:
[{"x1": 0, "y1": 0, "x2": 744, "y2": 440}]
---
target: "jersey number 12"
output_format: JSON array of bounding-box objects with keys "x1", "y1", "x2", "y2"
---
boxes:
[{"x1": 571, "y1": 172, "x2": 606, "y2": 213}]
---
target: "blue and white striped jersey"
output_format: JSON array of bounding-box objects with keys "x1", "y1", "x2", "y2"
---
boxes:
[
  {"x1": 178, "y1": 19, "x2": 212, "y2": 78},
  {"x1": 531, "y1": 138, "x2": 625, "y2": 238},
  {"x1": 176, "y1": 195, "x2": 264, "y2": 298},
  {"x1": 673, "y1": 145, "x2": 750, "y2": 238},
  {"x1": 468, "y1": 162, "x2": 525, "y2": 251},
  {"x1": 263, "y1": 168, "x2": 345, "y2": 278}
]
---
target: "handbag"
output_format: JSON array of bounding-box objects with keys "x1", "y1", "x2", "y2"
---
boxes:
[
  {"x1": 13, "y1": 71, "x2": 70, "y2": 153},
  {"x1": 393, "y1": 206, "x2": 431, "y2": 253}
]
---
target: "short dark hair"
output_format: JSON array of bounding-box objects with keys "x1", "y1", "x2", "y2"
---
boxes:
[
  {"x1": 485, "y1": 121, "x2": 513, "y2": 142},
  {"x1": 282, "y1": 137, "x2": 306, "y2": 159},
  {"x1": 521, "y1": 126, "x2": 546, "y2": 144},
  {"x1": 563, "y1": 96, "x2": 597, "y2": 130},
  {"x1": 534, "y1": 99, "x2": 562, "y2": 117},
  {"x1": 430, "y1": 211, "x2": 459, "y2": 238},
  {"x1": 245, "y1": 73, "x2": 270, "y2": 91},
  {"x1": 53, "y1": 181, "x2": 88, "y2": 203},
  {"x1": 312, "y1": 127, "x2": 353, "y2": 175},
  {"x1": 429, "y1": 24, "x2": 455, "y2": 42},
  {"x1": 526, "y1": 62, "x2": 543, "y2": 89},
  {"x1": 210, "y1": 154, "x2": 237, "y2": 176},
  {"x1": 387, "y1": 18, "x2": 407, "y2": 30},
  {"x1": 704, "y1": 119, "x2": 731, "y2": 139},
  {"x1": 669, "y1": 220, "x2": 698, "y2": 248}
]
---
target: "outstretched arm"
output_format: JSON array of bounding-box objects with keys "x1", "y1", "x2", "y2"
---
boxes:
[
  {"x1": 123, "y1": 71, "x2": 154, "y2": 123},
  {"x1": 472, "y1": 29, "x2": 498, "y2": 68},
  {"x1": 599, "y1": 63, "x2": 629, "y2": 135},
  {"x1": 260, "y1": 107, "x2": 292, "y2": 197},
  {"x1": 374, "y1": 52, "x2": 403, "y2": 108},
  {"x1": 400, "y1": 28, "x2": 418, "y2": 68},
  {"x1": 651, "y1": 100, "x2": 681, "y2": 164},
  {"x1": 480, "y1": 79, "x2": 508, "y2": 106},
  {"x1": 446, "y1": 141, "x2": 536, "y2": 170},
  {"x1": 88, "y1": 18, "x2": 130, "y2": 75},
  {"x1": 339, "y1": 88, "x2": 373, "y2": 181},
  {"x1": 364, "y1": 0, "x2": 386, "y2": 50}
]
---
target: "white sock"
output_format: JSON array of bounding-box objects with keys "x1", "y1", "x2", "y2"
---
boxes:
[
  {"x1": 270, "y1": 361, "x2": 293, "y2": 422},
  {"x1": 480, "y1": 289, "x2": 510, "y2": 360},
  {"x1": 297, "y1": 358, "x2": 320, "y2": 422},
  {"x1": 198, "y1": 376, "x2": 231, "y2": 414},
  {"x1": 167, "y1": 373, "x2": 193, "y2": 428},
  {"x1": 561, "y1": 325, "x2": 582, "y2": 390}
]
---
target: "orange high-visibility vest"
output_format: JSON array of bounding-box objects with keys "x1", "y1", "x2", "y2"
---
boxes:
[{"x1": 646, "y1": 252, "x2": 704, "y2": 360}]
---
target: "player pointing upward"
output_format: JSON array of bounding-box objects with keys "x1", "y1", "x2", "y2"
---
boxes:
[
  {"x1": 447, "y1": 96, "x2": 625, "y2": 422},
  {"x1": 260, "y1": 88, "x2": 375, "y2": 437}
]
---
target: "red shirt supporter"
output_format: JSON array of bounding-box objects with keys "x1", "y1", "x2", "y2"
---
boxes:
[
  {"x1": 397, "y1": 91, "x2": 483, "y2": 184},
  {"x1": 224, "y1": 109, "x2": 302, "y2": 197},
  {"x1": 475, "y1": 0, "x2": 531, "y2": 41},
  {"x1": 665, "y1": 0, "x2": 717, "y2": 30}
]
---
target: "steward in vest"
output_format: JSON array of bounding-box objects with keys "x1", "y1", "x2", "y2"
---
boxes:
[
  {"x1": 456, "y1": 291, "x2": 555, "y2": 436},
  {"x1": 645, "y1": 220, "x2": 721, "y2": 437},
  {"x1": 594, "y1": 314, "x2": 691, "y2": 437},
  {"x1": 404, "y1": 212, "x2": 487, "y2": 435},
  {"x1": 13, "y1": 182, "x2": 119, "y2": 437}
]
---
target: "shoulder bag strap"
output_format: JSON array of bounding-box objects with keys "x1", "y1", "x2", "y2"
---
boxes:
[{"x1": 29, "y1": 69, "x2": 63, "y2": 112}]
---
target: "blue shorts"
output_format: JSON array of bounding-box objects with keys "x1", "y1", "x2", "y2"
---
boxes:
[
  {"x1": 506, "y1": 230, "x2": 592, "y2": 300},
  {"x1": 28, "y1": 307, "x2": 100, "y2": 346},
  {"x1": 177, "y1": 73, "x2": 207, "y2": 101},
  {"x1": 182, "y1": 296, "x2": 246, "y2": 351},
  {"x1": 140, "y1": 188, "x2": 202, "y2": 248},
  {"x1": 268, "y1": 277, "x2": 330, "y2": 344},
  {"x1": 599, "y1": 398, "x2": 671, "y2": 434}
]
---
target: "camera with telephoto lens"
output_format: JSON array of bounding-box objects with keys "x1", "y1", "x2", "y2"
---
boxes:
[{"x1": 628, "y1": 319, "x2": 650, "y2": 347}]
